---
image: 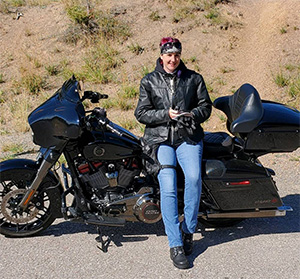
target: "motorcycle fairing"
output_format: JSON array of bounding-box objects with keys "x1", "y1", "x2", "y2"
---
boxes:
[{"x1": 28, "y1": 78, "x2": 85, "y2": 148}]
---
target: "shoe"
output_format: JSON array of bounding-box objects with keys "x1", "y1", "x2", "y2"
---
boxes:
[
  {"x1": 170, "y1": 246, "x2": 190, "y2": 269},
  {"x1": 182, "y1": 232, "x2": 193, "y2": 255}
]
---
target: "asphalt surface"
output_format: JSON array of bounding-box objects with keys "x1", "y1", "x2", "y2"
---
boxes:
[{"x1": 0, "y1": 151, "x2": 299, "y2": 279}]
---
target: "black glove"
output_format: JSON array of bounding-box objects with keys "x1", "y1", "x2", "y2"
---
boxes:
[{"x1": 174, "y1": 115, "x2": 196, "y2": 136}]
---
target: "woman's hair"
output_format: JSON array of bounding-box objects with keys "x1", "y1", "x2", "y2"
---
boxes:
[{"x1": 159, "y1": 37, "x2": 182, "y2": 54}]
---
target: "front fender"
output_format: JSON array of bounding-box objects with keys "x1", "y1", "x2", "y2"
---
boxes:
[
  {"x1": 0, "y1": 158, "x2": 39, "y2": 172},
  {"x1": 0, "y1": 158, "x2": 64, "y2": 218},
  {"x1": 0, "y1": 158, "x2": 62, "y2": 182}
]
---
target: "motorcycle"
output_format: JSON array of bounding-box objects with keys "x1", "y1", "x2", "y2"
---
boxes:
[{"x1": 0, "y1": 76, "x2": 299, "y2": 251}]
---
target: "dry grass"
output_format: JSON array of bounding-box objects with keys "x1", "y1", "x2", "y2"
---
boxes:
[{"x1": 0, "y1": 0, "x2": 299, "y2": 138}]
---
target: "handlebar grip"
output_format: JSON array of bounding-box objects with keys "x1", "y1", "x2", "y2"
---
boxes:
[
  {"x1": 101, "y1": 94, "x2": 108, "y2": 99},
  {"x1": 81, "y1": 91, "x2": 109, "y2": 103},
  {"x1": 98, "y1": 119, "x2": 123, "y2": 137}
]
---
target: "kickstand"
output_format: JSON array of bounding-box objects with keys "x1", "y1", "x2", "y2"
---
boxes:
[{"x1": 95, "y1": 226, "x2": 113, "y2": 253}]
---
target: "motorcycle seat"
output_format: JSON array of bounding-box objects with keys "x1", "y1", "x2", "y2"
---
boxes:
[
  {"x1": 213, "y1": 83, "x2": 264, "y2": 134},
  {"x1": 203, "y1": 132, "x2": 233, "y2": 158}
]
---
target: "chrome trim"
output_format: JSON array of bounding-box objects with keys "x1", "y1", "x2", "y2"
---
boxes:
[
  {"x1": 105, "y1": 187, "x2": 153, "y2": 221},
  {"x1": 199, "y1": 206, "x2": 293, "y2": 219}
]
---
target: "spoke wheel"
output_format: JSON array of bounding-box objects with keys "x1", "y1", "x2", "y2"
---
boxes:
[{"x1": 0, "y1": 168, "x2": 58, "y2": 237}]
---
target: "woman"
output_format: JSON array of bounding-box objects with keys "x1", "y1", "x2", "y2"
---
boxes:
[{"x1": 135, "y1": 37, "x2": 212, "y2": 269}]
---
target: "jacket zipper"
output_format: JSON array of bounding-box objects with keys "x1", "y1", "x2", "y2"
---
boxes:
[{"x1": 170, "y1": 76, "x2": 175, "y2": 145}]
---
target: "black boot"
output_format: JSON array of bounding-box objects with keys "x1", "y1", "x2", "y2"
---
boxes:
[
  {"x1": 170, "y1": 246, "x2": 190, "y2": 269},
  {"x1": 182, "y1": 232, "x2": 193, "y2": 255}
]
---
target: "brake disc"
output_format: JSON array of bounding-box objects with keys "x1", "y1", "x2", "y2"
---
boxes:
[{"x1": 1, "y1": 189, "x2": 40, "y2": 224}]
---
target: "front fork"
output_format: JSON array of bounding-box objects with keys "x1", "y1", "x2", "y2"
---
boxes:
[{"x1": 18, "y1": 148, "x2": 62, "y2": 210}]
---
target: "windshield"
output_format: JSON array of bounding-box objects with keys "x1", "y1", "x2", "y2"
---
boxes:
[{"x1": 58, "y1": 76, "x2": 81, "y2": 103}]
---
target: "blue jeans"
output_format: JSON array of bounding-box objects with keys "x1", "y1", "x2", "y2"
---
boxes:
[{"x1": 157, "y1": 141, "x2": 203, "y2": 248}]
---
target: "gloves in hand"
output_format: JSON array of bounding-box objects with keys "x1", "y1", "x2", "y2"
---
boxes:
[{"x1": 174, "y1": 114, "x2": 196, "y2": 136}]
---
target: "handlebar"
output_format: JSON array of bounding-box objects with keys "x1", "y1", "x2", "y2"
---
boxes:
[
  {"x1": 81, "y1": 91, "x2": 108, "y2": 103},
  {"x1": 85, "y1": 107, "x2": 123, "y2": 137},
  {"x1": 98, "y1": 118, "x2": 123, "y2": 137},
  {"x1": 81, "y1": 90, "x2": 123, "y2": 137}
]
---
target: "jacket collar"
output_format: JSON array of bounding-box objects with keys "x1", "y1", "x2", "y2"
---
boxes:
[{"x1": 155, "y1": 58, "x2": 187, "y2": 78}]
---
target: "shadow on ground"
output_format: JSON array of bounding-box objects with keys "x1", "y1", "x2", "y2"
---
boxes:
[{"x1": 40, "y1": 194, "x2": 299, "y2": 255}]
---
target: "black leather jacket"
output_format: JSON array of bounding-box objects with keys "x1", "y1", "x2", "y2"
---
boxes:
[{"x1": 135, "y1": 59, "x2": 212, "y2": 146}]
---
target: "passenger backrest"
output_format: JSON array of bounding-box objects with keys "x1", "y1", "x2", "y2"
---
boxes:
[{"x1": 214, "y1": 83, "x2": 264, "y2": 134}]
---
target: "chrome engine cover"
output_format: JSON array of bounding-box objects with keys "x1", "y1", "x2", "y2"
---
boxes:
[{"x1": 133, "y1": 194, "x2": 161, "y2": 224}]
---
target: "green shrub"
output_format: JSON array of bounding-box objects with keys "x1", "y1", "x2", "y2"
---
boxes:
[
  {"x1": 2, "y1": 143, "x2": 24, "y2": 153},
  {"x1": 128, "y1": 43, "x2": 144, "y2": 55},
  {"x1": 64, "y1": 2, "x2": 131, "y2": 44},
  {"x1": 288, "y1": 75, "x2": 300, "y2": 98},
  {"x1": 0, "y1": 90, "x2": 5, "y2": 103},
  {"x1": 280, "y1": 27, "x2": 287, "y2": 34},
  {"x1": 79, "y1": 42, "x2": 124, "y2": 83},
  {"x1": 274, "y1": 72, "x2": 289, "y2": 87},
  {"x1": 45, "y1": 64, "x2": 60, "y2": 76},
  {"x1": 21, "y1": 73, "x2": 46, "y2": 94},
  {"x1": 117, "y1": 99, "x2": 133, "y2": 111},
  {"x1": 274, "y1": 65, "x2": 300, "y2": 106},
  {"x1": 121, "y1": 85, "x2": 139, "y2": 99},
  {"x1": 149, "y1": 11, "x2": 161, "y2": 21},
  {"x1": 97, "y1": 12, "x2": 131, "y2": 41},
  {"x1": 66, "y1": 4, "x2": 90, "y2": 25},
  {"x1": 141, "y1": 65, "x2": 153, "y2": 77},
  {"x1": 0, "y1": 74, "x2": 4, "y2": 84},
  {"x1": 118, "y1": 119, "x2": 138, "y2": 131}
]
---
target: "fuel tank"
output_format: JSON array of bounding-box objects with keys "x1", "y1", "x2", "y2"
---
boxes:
[{"x1": 82, "y1": 123, "x2": 141, "y2": 161}]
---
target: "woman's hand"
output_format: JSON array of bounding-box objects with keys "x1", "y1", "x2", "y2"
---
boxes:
[{"x1": 168, "y1": 108, "x2": 180, "y2": 119}]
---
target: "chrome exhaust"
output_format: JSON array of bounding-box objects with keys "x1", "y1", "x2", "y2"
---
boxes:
[{"x1": 199, "y1": 205, "x2": 293, "y2": 219}]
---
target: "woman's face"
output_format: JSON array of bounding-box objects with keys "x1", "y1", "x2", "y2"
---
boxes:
[{"x1": 160, "y1": 53, "x2": 181, "y2": 73}]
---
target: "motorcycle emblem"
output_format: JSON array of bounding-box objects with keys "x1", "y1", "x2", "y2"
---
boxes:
[{"x1": 93, "y1": 146, "x2": 105, "y2": 157}]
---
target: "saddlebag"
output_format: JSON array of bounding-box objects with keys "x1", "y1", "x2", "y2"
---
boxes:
[{"x1": 203, "y1": 159, "x2": 283, "y2": 211}]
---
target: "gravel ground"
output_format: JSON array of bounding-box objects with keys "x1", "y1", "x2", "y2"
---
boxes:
[{"x1": 0, "y1": 133, "x2": 299, "y2": 279}]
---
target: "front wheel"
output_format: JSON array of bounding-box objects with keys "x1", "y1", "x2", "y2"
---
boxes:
[{"x1": 0, "y1": 168, "x2": 60, "y2": 237}]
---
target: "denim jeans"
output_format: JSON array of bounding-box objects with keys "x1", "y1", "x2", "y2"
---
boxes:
[{"x1": 157, "y1": 141, "x2": 203, "y2": 248}]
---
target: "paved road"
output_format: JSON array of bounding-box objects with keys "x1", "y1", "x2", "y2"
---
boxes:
[{"x1": 0, "y1": 152, "x2": 299, "y2": 279}]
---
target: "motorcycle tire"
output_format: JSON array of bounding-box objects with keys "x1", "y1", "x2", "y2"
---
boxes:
[
  {"x1": 0, "y1": 168, "x2": 60, "y2": 237},
  {"x1": 198, "y1": 217, "x2": 245, "y2": 228}
]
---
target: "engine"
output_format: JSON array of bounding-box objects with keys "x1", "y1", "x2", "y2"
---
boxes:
[
  {"x1": 75, "y1": 158, "x2": 161, "y2": 224},
  {"x1": 78, "y1": 158, "x2": 140, "y2": 190}
]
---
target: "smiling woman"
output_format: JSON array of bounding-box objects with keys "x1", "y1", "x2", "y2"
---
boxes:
[
  {"x1": 160, "y1": 52, "x2": 181, "y2": 74},
  {"x1": 135, "y1": 37, "x2": 212, "y2": 269}
]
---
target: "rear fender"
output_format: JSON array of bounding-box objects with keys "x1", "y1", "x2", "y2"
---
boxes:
[{"x1": 0, "y1": 158, "x2": 64, "y2": 218}]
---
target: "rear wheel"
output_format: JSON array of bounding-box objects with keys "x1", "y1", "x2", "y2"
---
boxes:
[{"x1": 0, "y1": 168, "x2": 59, "y2": 237}]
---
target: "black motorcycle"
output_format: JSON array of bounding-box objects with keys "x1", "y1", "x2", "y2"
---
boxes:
[{"x1": 0, "y1": 76, "x2": 299, "y2": 250}]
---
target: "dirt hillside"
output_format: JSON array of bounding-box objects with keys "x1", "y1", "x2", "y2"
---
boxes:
[{"x1": 0, "y1": 0, "x2": 299, "y2": 157}]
